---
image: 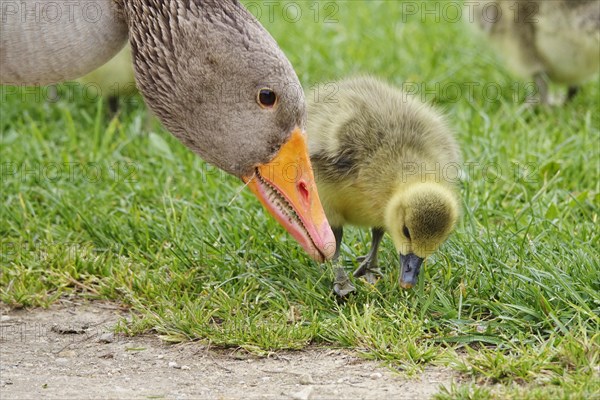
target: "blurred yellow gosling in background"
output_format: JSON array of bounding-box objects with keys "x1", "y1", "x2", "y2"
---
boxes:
[
  {"x1": 78, "y1": 46, "x2": 136, "y2": 112},
  {"x1": 470, "y1": 0, "x2": 600, "y2": 104}
]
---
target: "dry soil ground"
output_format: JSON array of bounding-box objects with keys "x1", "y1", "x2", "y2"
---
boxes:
[{"x1": 0, "y1": 300, "x2": 456, "y2": 399}]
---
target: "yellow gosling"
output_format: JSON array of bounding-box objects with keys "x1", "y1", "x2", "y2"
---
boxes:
[{"x1": 308, "y1": 76, "x2": 461, "y2": 296}]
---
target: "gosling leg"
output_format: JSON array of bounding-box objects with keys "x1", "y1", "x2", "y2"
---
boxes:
[
  {"x1": 108, "y1": 95, "x2": 120, "y2": 115},
  {"x1": 332, "y1": 227, "x2": 355, "y2": 297},
  {"x1": 532, "y1": 73, "x2": 549, "y2": 105},
  {"x1": 566, "y1": 86, "x2": 580, "y2": 103},
  {"x1": 332, "y1": 226, "x2": 343, "y2": 262},
  {"x1": 353, "y1": 227, "x2": 384, "y2": 285}
]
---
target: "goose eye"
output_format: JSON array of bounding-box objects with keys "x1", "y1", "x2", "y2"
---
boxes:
[
  {"x1": 403, "y1": 226, "x2": 411, "y2": 240},
  {"x1": 257, "y1": 88, "x2": 277, "y2": 108}
]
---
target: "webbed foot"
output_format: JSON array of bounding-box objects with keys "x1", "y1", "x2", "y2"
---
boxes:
[
  {"x1": 353, "y1": 259, "x2": 382, "y2": 285},
  {"x1": 333, "y1": 267, "x2": 356, "y2": 297}
]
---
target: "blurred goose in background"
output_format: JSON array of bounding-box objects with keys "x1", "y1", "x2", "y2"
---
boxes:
[
  {"x1": 0, "y1": 0, "x2": 336, "y2": 261},
  {"x1": 307, "y1": 77, "x2": 461, "y2": 296},
  {"x1": 471, "y1": 0, "x2": 600, "y2": 104}
]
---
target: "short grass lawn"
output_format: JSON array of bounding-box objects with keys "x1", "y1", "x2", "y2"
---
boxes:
[{"x1": 1, "y1": 1, "x2": 598, "y2": 399}]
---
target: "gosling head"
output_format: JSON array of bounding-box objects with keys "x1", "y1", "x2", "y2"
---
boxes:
[{"x1": 385, "y1": 182, "x2": 460, "y2": 289}]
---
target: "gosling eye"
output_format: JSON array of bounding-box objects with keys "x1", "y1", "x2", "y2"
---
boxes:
[
  {"x1": 403, "y1": 225, "x2": 411, "y2": 240},
  {"x1": 257, "y1": 88, "x2": 277, "y2": 108}
]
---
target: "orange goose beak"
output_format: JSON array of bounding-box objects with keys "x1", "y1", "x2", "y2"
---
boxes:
[{"x1": 242, "y1": 128, "x2": 336, "y2": 262}]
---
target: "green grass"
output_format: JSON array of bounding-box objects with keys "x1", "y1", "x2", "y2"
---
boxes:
[{"x1": 1, "y1": 1, "x2": 599, "y2": 398}]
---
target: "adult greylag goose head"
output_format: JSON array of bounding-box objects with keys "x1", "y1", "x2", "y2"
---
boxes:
[{"x1": 0, "y1": 0, "x2": 336, "y2": 261}]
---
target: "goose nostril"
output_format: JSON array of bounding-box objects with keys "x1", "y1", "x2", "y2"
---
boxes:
[{"x1": 297, "y1": 180, "x2": 310, "y2": 207}]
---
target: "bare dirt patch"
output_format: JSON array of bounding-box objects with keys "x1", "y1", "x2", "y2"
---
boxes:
[{"x1": 0, "y1": 300, "x2": 455, "y2": 399}]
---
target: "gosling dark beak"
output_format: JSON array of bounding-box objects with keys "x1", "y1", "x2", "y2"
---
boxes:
[{"x1": 399, "y1": 253, "x2": 424, "y2": 289}]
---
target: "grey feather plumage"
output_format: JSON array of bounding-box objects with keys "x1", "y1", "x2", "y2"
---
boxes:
[{"x1": 1, "y1": 1, "x2": 128, "y2": 85}]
